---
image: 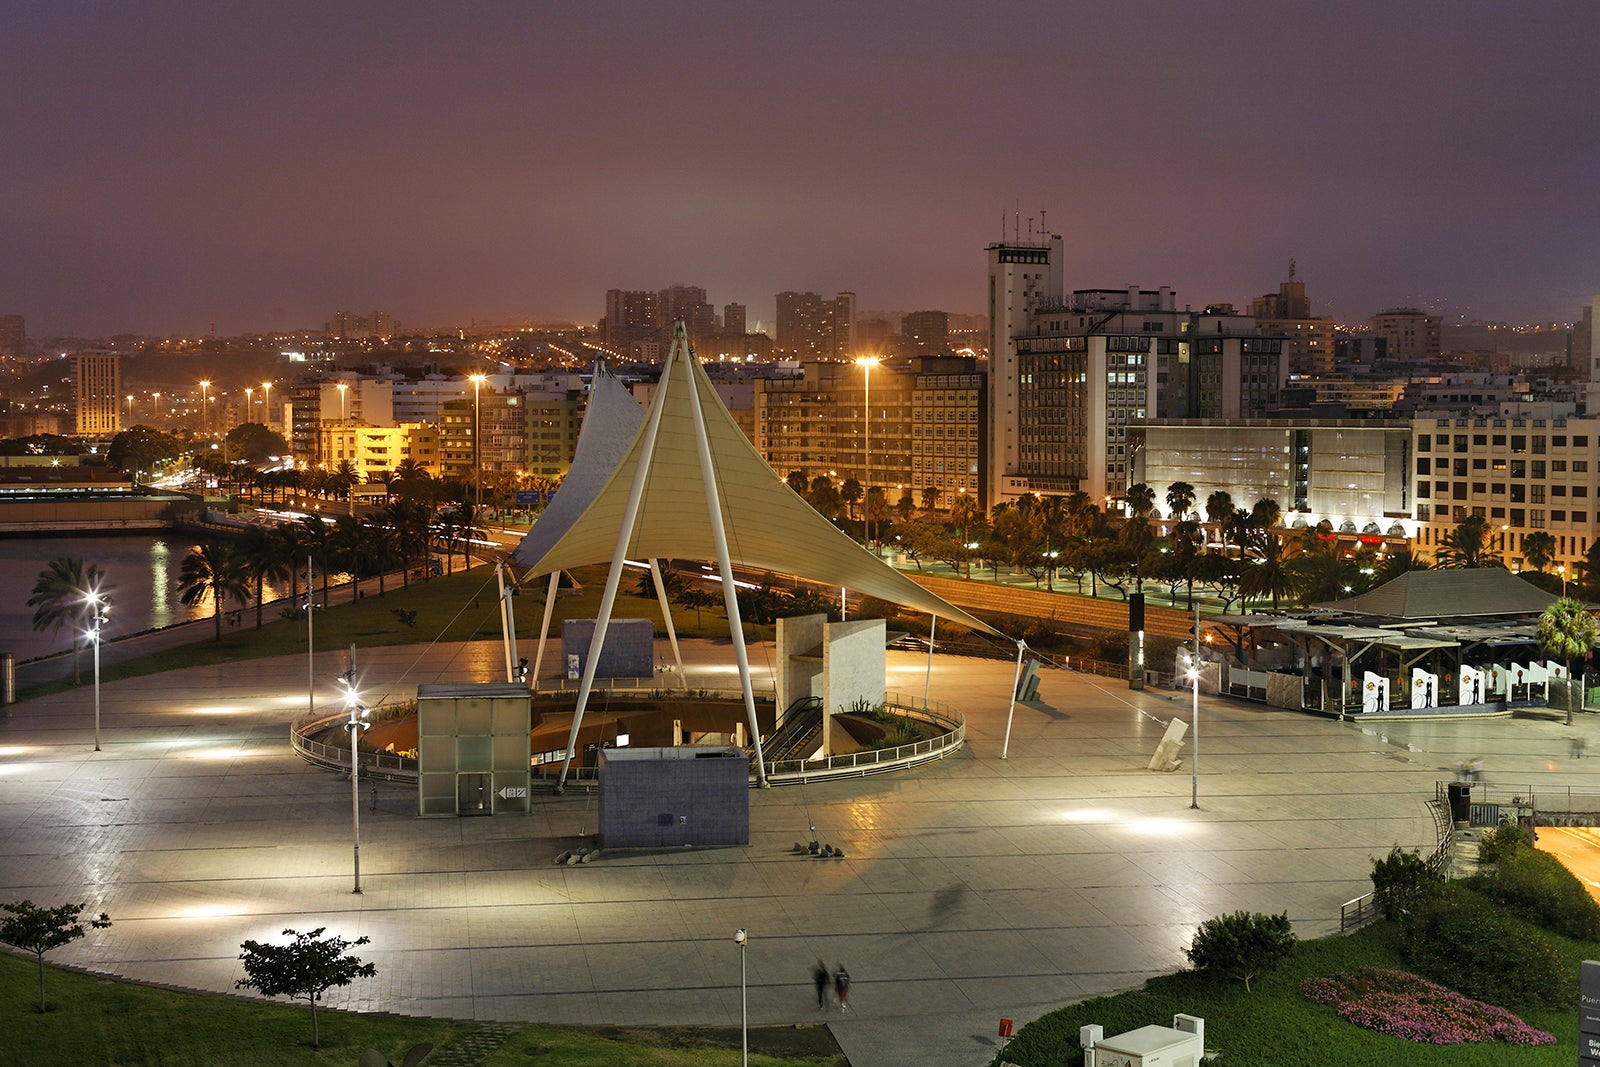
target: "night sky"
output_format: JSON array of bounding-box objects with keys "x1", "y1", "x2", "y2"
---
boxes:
[{"x1": 6, "y1": 2, "x2": 1597, "y2": 337}]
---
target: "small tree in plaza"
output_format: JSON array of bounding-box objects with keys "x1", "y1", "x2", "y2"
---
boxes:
[
  {"x1": 236, "y1": 927, "x2": 377, "y2": 1047},
  {"x1": 0, "y1": 899, "x2": 112, "y2": 1012},
  {"x1": 1185, "y1": 910, "x2": 1296, "y2": 992}
]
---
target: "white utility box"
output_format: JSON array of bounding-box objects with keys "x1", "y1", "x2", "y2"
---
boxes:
[{"x1": 1081, "y1": 1013, "x2": 1204, "y2": 1067}]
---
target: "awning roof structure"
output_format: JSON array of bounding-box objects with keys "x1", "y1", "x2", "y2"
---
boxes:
[
  {"x1": 513, "y1": 325, "x2": 998, "y2": 636},
  {"x1": 1311, "y1": 568, "x2": 1559, "y2": 620}
]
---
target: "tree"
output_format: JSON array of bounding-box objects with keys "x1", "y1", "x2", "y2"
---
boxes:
[
  {"x1": 1185, "y1": 910, "x2": 1296, "y2": 992},
  {"x1": 235, "y1": 927, "x2": 377, "y2": 1047},
  {"x1": 177, "y1": 542, "x2": 251, "y2": 640},
  {"x1": 223, "y1": 423, "x2": 289, "y2": 464},
  {"x1": 1165, "y1": 481, "x2": 1196, "y2": 522},
  {"x1": 1204, "y1": 489, "x2": 1235, "y2": 526},
  {"x1": 1435, "y1": 515, "x2": 1503, "y2": 569},
  {"x1": 1377, "y1": 544, "x2": 1430, "y2": 583},
  {"x1": 919, "y1": 485, "x2": 941, "y2": 513},
  {"x1": 1520, "y1": 531, "x2": 1557, "y2": 574},
  {"x1": 1538, "y1": 597, "x2": 1598, "y2": 726},
  {"x1": 1249, "y1": 497, "x2": 1282, "y2": 533},
  {"x1": 0, "y1": 900, "x2": 111, "y2": 1012},
  {"x1": 107, "y1": 425, "x2": 184, "y2": 481},
  {"x1": 1123, "y1": 482, "x2": 1157, "y2": 519},
  {"x1": 785, "y1": 470, "x2": 809, "y2": 496},
  {"x1": 28, "y1": 558, "x2": 114, "y2": 684},
  {"x1": 1239, "y1": 532, "x2": 1296, "y2": 611},
  {"x1": 238, "y1": 527, "x2": 292, "y2": 629}
]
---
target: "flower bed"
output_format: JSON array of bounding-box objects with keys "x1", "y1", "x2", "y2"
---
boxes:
[{"x1": 1301, "y1": 968, "x2": 1555, "y2": 1046}]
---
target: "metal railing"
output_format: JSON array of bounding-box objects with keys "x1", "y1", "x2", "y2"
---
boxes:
[
  {"x1": 1340, "y1": 796, "x2": 1453, "y2": 931},
  {"x1": 289, "y1": 708, "x2": 417, "y2": 782}
]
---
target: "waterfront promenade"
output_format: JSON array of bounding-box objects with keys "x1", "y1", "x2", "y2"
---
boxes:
[{"x1": 2, "y1": 637, "x2": 1591, "y2": 1065}]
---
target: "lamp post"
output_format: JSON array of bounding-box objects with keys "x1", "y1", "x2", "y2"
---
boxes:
[
  {"x1": 338, "y1": 651, "x2": 370, "y2": 894},
  {"x1": 336, "y1": 382, "x2": 348, "y2": 422},
  {"x1": 469, "y1": 373, "x2": 487, "y2": 512},
  {"x1": 1190, "y1": 598, "x2": 1201, "y2": 809},
  {"x1": 199, "y1": 379, "x2": 211, "y2": 436},
  {"x1": 152, "y1": 391, "x2": 161, "y2": 420},
  {"x1": 86, "y1": 592, "x2": 108, "y2": 752},
  {"x1": 734, "y1": 928, "x2": 748, "y2": 1067},
  {"x1": 125, "y1": 394, "x2": 134, "y2": 424},
  {"x1": 261, "y1": 381, "x2": 272, "y2": 429},
  {"x1": 1560, "y1": 565, "x2": 1568, "y2": 597},
  {"x1": 244, "y1": 387, "x2": 253, "y2": 424},
  {"x1": 854, "y1": 356, "x2": 879, "y2": 549}
]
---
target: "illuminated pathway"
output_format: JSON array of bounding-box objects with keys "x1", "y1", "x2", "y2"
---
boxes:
[{"x1": 2, "y1": 639, "x2": 1587, "y2": 1066}]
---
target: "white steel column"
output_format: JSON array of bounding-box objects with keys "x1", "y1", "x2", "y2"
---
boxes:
[
  {"x1": 531, "y1": 570, "x2": 560, "y2": 691},
  {"x1": 649, "y1": 558, "x2": 687, "y2": 688}
]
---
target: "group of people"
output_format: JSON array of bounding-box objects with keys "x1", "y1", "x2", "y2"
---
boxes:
[{"x1": 813, "y1": 959, "x2": 850, "y2": 1012}]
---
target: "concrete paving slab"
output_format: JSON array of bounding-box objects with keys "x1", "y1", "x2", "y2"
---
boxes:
[{"x1": 6, "y1": 637, "x2": 1600, "y2": 1066}]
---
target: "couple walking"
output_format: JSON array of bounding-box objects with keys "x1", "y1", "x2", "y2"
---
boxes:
[{"x1": 813, "y1": 959, "x2": 851, "y2": 1012}]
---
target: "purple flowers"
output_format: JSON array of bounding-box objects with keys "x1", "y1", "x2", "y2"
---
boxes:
[{"x1": 1301, "y1": 968, "x2": 1555, "y2": 1046}]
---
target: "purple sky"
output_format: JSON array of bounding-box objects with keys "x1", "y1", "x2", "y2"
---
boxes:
[{"x1": 6, "y1": 2, "x2": 1597, "y2": 338}]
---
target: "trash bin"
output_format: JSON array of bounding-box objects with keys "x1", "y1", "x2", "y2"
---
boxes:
[{"x1": 1447, "y1": 782, "x2": 1471, "y2": 825}]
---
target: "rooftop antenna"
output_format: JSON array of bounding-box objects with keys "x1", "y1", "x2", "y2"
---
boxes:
[
  {"x1": 1040, "y1": 209, "x2": 1047, "y2": 235},
  {"x1": 1027, "y1": 215, "x2": 1034, "y2": 241},
  {"x1": 1014, "y1": 201, "x2": 1020, "y2": 243},
  {"x1": 1289, "y1": 257, "x2": 1297, "y2": 281}
]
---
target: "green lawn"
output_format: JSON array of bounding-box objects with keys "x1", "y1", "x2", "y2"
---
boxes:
[
  {"x1": 988, "y1": 920, "x2": 1590, "y2": 1066},
  {"x1": 0, "y1": 951, "x2": 843, "y2": 1066}
]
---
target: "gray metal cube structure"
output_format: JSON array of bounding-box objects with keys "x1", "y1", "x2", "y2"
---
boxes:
[
  {"x1": 561, "y1": 618, "x2": 654, "y2": 680},
  {"x1": 416, "y1": 683, "x2": 531, "y2": 817},
  {"x1": 597, "y1": 746, "x2": 749, "y2": 849}
]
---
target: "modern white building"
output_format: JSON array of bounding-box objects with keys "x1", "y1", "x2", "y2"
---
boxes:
[
  {"x1": 72, "y1": 349, "x2": 121, "y2": 436},
  {"x1": 985, "y1": 234, "x2": 1064, "y2": 509}
]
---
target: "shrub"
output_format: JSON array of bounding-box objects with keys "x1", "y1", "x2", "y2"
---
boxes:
[
  {"x1": 1401, "y1": 883, "x2": 1573, "y2": 1009},
  {"x1": 1369, "y1": 846, "x2": 1441, "y2": 921},
  {"x1": 1474, "y1": 819, "x2": 1526, "y2": 867},
  {"x1": 1301, "y1": 967, "x2": 1554, "y2": 1045},
  {"x1": 1466, "y1": 845, "x2": 1600, "y2": 941},
  {"x1": 1185, "y1": 911, "x2": 1296, "y2": 992}
]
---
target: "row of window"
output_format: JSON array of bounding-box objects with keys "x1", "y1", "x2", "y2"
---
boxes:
[
  {"x1": 1417, "y1": 433, "x2": 1592, "y2": 453},
  {"x1": 1417, "y1": 481, "x2": 1591, "y2": 501},
  {"x1": 1419, "y1": 458, "x2": 1590, "y2": 475}
]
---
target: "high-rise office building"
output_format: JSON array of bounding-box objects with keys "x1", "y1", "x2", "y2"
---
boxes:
[
  {"x1": 327, "y1": 311, "x2": 397, "y2": 340},
  {"x1": 1248, "y1": 267, "x2": 1335, "y2": 376},
  {"x1": 776, "y1": 291, "x2": 856, "y2": 360},
  {"x1": 722, "y1": 303, "x2": 747, "y2": 334},
  {"x1": 1370, "y1": 308, "x2": 1442, "y2": 361},
  {"x1": 985, "y1": 235, "x2": 1064, "y2": 509},
  {"x1": 72, "y1": 350, "x2": 122, "y2": 436},
  {"x1": 602, "y1": 289, "x2": 661, "y2": 348},
  {"x1": 0, "y1": 314, "x2": 24, "y2": 356},
  {"x1": 901, "y1": 310, "x2": 951, "y2": 356}
]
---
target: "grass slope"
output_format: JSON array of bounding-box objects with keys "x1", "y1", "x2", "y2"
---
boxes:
[
  {"x1": 0, "y1": 952, "x2": 843, "y2": 1066},
  {"x1": 989, "y1": 921, "x2": 1588, "y2": 1066}
]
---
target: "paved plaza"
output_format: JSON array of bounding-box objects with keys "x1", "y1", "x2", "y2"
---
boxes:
[{"x1": 2, "y1": 637, "x2": 1595, "y2": 1066}]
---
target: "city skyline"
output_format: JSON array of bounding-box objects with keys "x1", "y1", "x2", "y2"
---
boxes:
[{"x1": 5, "y1": 2, "x2": 1597, "y2": 337}]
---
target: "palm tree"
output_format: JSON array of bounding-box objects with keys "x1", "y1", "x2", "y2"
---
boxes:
[
  {"x1": 177, "y1": 542, "x2": 251, "y2": 640},
  {"x1": 28, "y1": 558, "x2": 114, "y2": 683},
  {"x1": 1249, "y1": 498, "x2": 1282, "y2": 533},
  {"x1": 1124, "y1": 483, "x2": 1157, "y2": 520},
  {"x1": 1538, "y1": 597, "x2": 1598, "y2": 725},
  {"x1": 238, "y1": 527, "x2": 292, "y2": 629},
  {"x1": 1204, "y1": 490, "x2": 1235, "y2": 526},
  {"x1": 381, "y1": 499, "x2": 433, "y2": 586},
  {"x1": 1165, "y1": 481, "x2": 1196, "y2": 522},
  {"x1": 1376, "y1": 545, "x2": 1430, "y2": 583},
  {"x1": 1240, "y1": 533, "x2": 1296, "y2": 611},
  {"x1": 297, "y1": 516, "x2": 335, "y2": 606},
  {"x1": 1520, "y1": 531, "x2": 1556, "y2": 574},
  {"x1": 919, "y1": 485, "x2": 942, "y2": 514},
  {"x1": 1435, "y1": 515, "x2": 1503, "y2": 569},
  {"x1": 363, "y1": 519, "x2": 401, "y2": 596}
]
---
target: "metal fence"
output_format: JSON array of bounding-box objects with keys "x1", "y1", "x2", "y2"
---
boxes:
[
  {"x1": 292, "y1": 687, "x2": 967, "y2": 790},
  {"x1": 1339, "y1": 796, "x2": 1453, "y2": 931}
]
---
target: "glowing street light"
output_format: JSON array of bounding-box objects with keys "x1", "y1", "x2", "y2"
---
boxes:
[
  {"x1": 152, "y1": 391, "x2": 161, "y2": 419},
  {"x1": 125, "y1": 394, "x2": 134, "y2": 423},
  {"x1": 261, "y1": 381, "x2": 273, "y2": 429},
  {"x1": 338, "y1": 650, "x2": 371, "y2": 894},
  {"x1": 854, "y1": 355, "x2": 879, "y2": 549},
  {"x1": 244, "y1": 387, "x2": 254, "y2": 424},
  {"x1": 199, "y1": 379, "x2": 211, "y2": 436},
  {"x1": 469, "y1": 373, "x2": 488, "y2": 511},
  {"x1": 85, "y1": 591, "x2": 109, "y2": 752},
  {"x1": 335, "y1": 382, "x2": 349, "y2": 422}
]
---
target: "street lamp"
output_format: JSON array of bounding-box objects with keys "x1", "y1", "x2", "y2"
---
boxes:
[
  {"x1": 469, "y1": 374, "x2": 487, "y2": 512},
  {"x1": 338, "y1": 655, "x2": 371, "y2": 894},
  {"x1": 261, "y1": 381, "x2": 273, "y2": 429},
  {"x1": 199, "y1": 379, "x2": 211, "y2": 436},
  {"x1": 152, "y1": 391, "x2": 161, "y2": 420},
  {"x1": 1560, "y1": 565, "x2": 1568, "y2": 597},
  {"x1": 734, "y1": 928, "x2": 748, "y2": 1067},
  {"x1": 125, "y1": 394, "x2": 134, "y2": 423},
  {"x1": 854, "y1": 356, "x2": 879, "y2": 549},
  {"x1": 244, "y1": 387, "x2": 254, "y2": 424},
  {"x1": 85, "y1": 591, "x2": 108, "y2": 752},
  {"x1": 336, "y1": 382, "x2": 348, "y2": 422},
  {"x1": 1189, "y1": 599, "x2": 1200, "y2": 809}
]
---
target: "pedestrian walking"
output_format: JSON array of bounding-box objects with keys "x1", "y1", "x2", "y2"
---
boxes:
[
  {"x1": 813, "y1": 959, "x2": 830, "y2": 1010},
  {"x1": 370, "y1": 783, "x2": 378, "y2": 812},
  {"x1": 833, "y1": 963, "x2": 851, "y2": 1012}
]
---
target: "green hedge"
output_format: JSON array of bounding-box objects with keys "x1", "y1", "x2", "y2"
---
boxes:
[
  {"x1": 1467, "y1": 846, "x2": 1600, "y2": 942},
  {"x1": 1402, "y1": 883, "x2": 1574, "y2": 1009}
]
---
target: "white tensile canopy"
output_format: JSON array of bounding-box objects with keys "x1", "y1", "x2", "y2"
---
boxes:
[{"x1": 513, "y1": 323, "x2": 999, "y2": 788}]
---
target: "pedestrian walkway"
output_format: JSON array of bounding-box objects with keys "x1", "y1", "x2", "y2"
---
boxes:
[{"x1": 2, "y1": 638, "x2": 1594, "y2": 1066}]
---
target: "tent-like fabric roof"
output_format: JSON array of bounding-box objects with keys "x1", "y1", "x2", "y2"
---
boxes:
[
  {"x1": 514, "y1": 361, "x2": 642, "y2": 567},
  {"x1": 512, "y1": 325, "x2": 999, "y2": 636},
  {"x1": 1311, "y1": 569, "x2": 1559, "y2": 620}
]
